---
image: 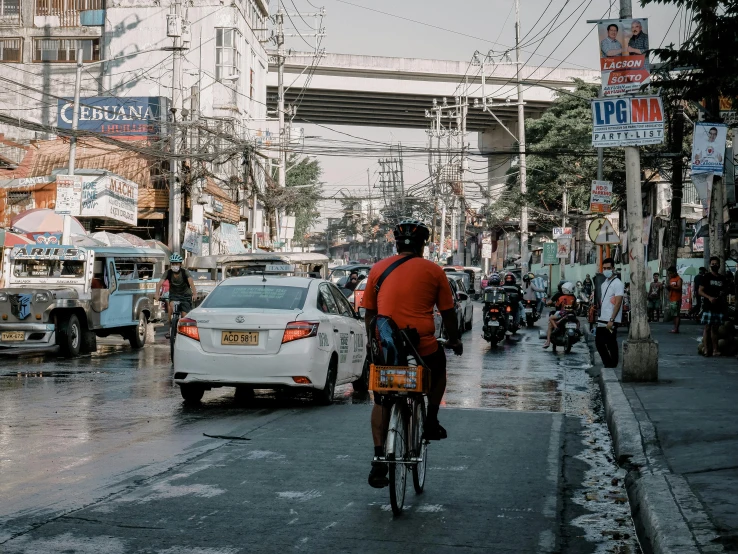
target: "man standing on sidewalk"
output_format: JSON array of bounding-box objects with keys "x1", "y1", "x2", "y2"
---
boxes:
[
  {"x1": 699, "y1": 256, "x2": 727, "y2": 356},
  {"x1": 595, "y1": 257, "x2": 624, "y2": 368},
  {"x1": 647, "y1": 272, "x2": 663, "y2": 322},
  {"x1": 666, "y1": 266, "x2": 683, "y2": 333},
  {"x1": 693, "y1": 266, "x2": 707, "y2": 316}
]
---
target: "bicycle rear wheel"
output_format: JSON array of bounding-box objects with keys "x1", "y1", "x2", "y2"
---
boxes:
[
  {"x1": 412, "y1": 397, "x2": 427, "y2": 494},
  {"x1": 387, "y1": 402, "x2": 407, "y2": 515}
]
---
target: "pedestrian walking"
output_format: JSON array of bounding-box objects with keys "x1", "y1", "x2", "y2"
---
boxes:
[
  {"x1": 595, "y1": 258, "x2": 624, "y2": 368},
  {"x1": 699, "y1": 256, "x2": 728, "y2": 356},
  {"x1": 666, "y1": 266, "x2": 683, "y2": 333}
]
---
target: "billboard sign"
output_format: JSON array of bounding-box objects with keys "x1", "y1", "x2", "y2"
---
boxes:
[
  {"x1": 55, "y1": 174, "x2": 138, "y2": 226},
  {"x1": 691, "y1": 122, "x2": 728, "y2": 176},
  {"x1": 552, "y1": 227, "x2": 572, "y2": 239},
  {"x1": 590, "y1": 180, "x2": 613, "y2": 213},
  {"x1": 556, "y1": 237, "x2": 571, "y2": 259},
  {"x1": 57, "y1": 96, "x2": 168, "y2": 137},
  {"x1": 598, "y1": 18, "x2": 650, "y2": 96},
  {"x1": 542, "y1": 242, "x2": 558, "y2": 265},
  {"x1": 592, "y1": 96, "x2": 665, "y2": 147}
]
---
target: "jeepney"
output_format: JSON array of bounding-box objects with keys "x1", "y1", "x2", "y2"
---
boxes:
[
  {"x1": 184, "y1": 252, "x2": 330, "y2": 298},
  {"x1": 0, "y1": 245, "x2": 165, "y2": 356}
]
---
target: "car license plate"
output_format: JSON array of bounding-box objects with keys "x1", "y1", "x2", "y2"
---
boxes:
[
  {"x1": 490, "y1": 321, "x2": 500, "y2": 327},
  {"x1": 525, "y1": 308, "x2": 533, "y2": 313},
  {"x1": 221, "y1": 331, "x2": 259, "y2": 345},
  {"x1": 565, "y1": 323, "x2": 577, "y2": 329},
  {"x1": 1, "y1": 331, "x2": 25, "y2": 341}
]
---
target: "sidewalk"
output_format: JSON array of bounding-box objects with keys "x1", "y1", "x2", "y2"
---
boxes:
[{"x1": 596, "y1": 319, "x2": 738, "y2": 553}]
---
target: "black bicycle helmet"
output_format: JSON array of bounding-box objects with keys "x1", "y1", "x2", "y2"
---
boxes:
[{"x1": 393, "y1": 220, "x2": 430, "y2": 245}]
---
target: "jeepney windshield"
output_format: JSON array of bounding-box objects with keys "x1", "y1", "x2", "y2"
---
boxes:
[{"x1": 13, "y1": 259, "x2": 85, "y2": 279}]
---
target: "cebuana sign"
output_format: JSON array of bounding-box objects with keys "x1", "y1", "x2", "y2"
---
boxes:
[{"x1": 57, "y1": 97, "x2": 168, "y2": 137}]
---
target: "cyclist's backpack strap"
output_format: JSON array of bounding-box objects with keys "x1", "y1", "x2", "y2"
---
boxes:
[{"x1": 373, "y1": 255, "x2": 415, "y2": 294}]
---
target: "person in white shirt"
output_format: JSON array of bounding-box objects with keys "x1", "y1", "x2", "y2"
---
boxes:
[{"x1": 596, "y1": 257, "x2": 624, "y2": 368}]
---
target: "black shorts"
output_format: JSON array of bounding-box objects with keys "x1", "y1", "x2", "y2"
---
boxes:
[
  {"x1": 170, "y1": 297, "x2": 193, "y2": 314},
  {"x1": 373, "y1": 347, "x2": 446, "y2": 406}
]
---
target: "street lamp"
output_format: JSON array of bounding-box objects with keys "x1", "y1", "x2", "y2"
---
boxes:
[{"x1": 62, "y1": 46, "x2": 173, "y2": 243}]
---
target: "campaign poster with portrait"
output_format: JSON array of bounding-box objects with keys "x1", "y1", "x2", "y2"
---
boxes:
[
  {"x1": 691, "y1": 122, "x2": 728, "y2": 176},
  {"x1": 597, "y1": 18, "x2": 650, "y2": 96}
]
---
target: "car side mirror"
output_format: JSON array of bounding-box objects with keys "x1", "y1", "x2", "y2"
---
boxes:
[{"x1": 458, "y1": 292, "x2": 468, "y2": 301}]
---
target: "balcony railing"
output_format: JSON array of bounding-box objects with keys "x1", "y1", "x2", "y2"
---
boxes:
[{"x1": 35, "y1": 0, "x2": 103, "y2": 27}]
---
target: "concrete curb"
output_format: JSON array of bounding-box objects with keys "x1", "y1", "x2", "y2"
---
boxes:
[{"x1": 595, "y1": 367, "x2": 724, "y2": 553}]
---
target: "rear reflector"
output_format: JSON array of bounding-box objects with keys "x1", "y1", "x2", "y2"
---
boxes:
[
  {"x1": 292, "y1": 376, "x2": 312, "y2": 384},
  {"x1": 177, "y1": 318, "x2": 200, "y2": 341},
  {"x1": 282, "y1": 321, "x2": 319, "y2": 344}
]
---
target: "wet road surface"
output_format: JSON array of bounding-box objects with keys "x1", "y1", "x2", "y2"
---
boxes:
[{"x1": 0, "y1": 306, "x2": 639, "y2": 553}]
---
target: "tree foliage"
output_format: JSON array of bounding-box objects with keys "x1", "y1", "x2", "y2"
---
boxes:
[
  {"x1": 643, "y1": 0, "x2": 738, "y2": 114},
  {"x1": 504, "y1": 80, "x2": 626, "y2": 219}
]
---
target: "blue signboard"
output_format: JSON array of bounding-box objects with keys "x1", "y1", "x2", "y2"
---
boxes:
[
  {"x1": 591, "y1": 96, "x2": 665, "y2": 148},
  {"x1": 57, "y1": 96, "x2": 168, "y2": 137}
]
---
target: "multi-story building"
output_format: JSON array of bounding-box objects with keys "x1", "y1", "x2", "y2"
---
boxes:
[{"x1": 0, "y1": 0, "x2": 270, "y2": 246}]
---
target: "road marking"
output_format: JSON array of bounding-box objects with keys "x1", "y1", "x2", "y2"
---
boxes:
[{"x1": 538, "y1": 414, "x2": 563, "y2": 552}]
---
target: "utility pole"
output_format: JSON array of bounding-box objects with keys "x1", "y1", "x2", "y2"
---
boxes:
[
  {"x1": 619, "y1": 0, "x2": 658, "y2": 382},
  {"x1": 661, "y1": 106, "x2": 685, "y2": 271},
  {"x1": 61, "y1": 46, "x2": 84, "y2": 244},
  {"x1": 275, "y1": 7, "x2": 286, "y2": 246},
  {"x1": 561, "y1": 186, "x2": 568, "y2": 280},
  {"x1": 515, "y1": 0, "x2": 529, "y2": 275},
  {"x1": 168, "y1": 0, "x2": 184, "y2": 253}
]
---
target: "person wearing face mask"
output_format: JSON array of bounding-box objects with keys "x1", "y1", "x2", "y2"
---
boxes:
[
  {"x1": 595, "y1": 258, "x2": 624, "y2": 368},
  {"x1": 699, "y1": 256, "x2": 727, "y2": 356},
  {"x1": 155, "y1": 253, "x2": 197, "y2": 339}
]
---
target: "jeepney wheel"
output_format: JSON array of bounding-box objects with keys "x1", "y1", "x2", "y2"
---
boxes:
[
  {"x1": 128, "y1": 312, "x2": 147, "y2": 349},
  {"x1": 80, "y1": 328, "x2": 97, "y2": 354},
  {"x1": 58, "y1": 313, "x2": 81, "y2": 358}
]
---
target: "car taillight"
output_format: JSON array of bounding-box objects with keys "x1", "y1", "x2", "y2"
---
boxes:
[
  {"x1": 282, "y1": 321, "x2": 319, "y2": 344},
  {"x1": 506, "y1": 306, "x2": 511, "y2": 313},
  {"x1": 177, "y1": 317, "x2": 200, "y2": 341}
]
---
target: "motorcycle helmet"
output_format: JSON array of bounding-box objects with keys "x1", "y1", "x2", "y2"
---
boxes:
[
  {"x1": 489, "y1": 273, "x2": 501, "y2": 286},
  {"x1": 523, "y1": 273, "x2": 532, "y2": 282},
  {"x1": 504, "y1": 273, "x2": 516, "y2": 285},
  {"x1": 393, "y1": 220, "x2": 430, "y2": 245},
  {"x1": 562, "y1": 282, "x2": 575, "y2": 295}
]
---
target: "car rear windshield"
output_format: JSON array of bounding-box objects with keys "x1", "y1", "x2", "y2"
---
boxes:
[{"x1": 202, "y1": 285, "x2": 308, "y2": 310}]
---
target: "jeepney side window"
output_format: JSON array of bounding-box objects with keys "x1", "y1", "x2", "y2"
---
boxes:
[
  {"x1": 92, "y1": 260, "x2": 105, "y2": 289},
  {"x1": 108, "y1": 260, "x2": 117, "y2": 292},
  {"x1": 137, "y1": 261, "x2": 154, "y2": 280},
  {"x1": 115, "y1": 259, "x2": 135, "y2": 281}
]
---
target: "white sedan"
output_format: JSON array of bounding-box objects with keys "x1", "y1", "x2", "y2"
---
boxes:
[{"x1": 173, "y1": 276, "x2": 369, "y2": 404}]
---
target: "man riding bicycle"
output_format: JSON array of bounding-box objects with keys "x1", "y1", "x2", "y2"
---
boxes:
[
  {"x1": 154, "y1": 254, "x2": 197, "y2": 339},
  {"x1": 362, "y1": 220, "x2": 463, "y2": 489}
]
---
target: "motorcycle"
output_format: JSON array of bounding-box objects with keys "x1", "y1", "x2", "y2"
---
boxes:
[
  {"x1": 523, "y1": 299, "x2": 540, "y2": 327},
  {"x1": 503, "y1": 285, "x2": 522, "y2": 336},
  {"x1": 550, "y1": 307, "x2": 581, "y2": 354},
  {"x1": 482, "y1": 287, "x2": 508, "y2": 347}
]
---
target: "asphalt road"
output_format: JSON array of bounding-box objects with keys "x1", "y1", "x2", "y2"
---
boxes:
[{"x1": 0, "y1": 306, "x2": 640, "y2": 553}]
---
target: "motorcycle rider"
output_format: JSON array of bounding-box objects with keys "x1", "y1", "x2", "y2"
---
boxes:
[
  {"x1": 503, "y1": 273, "x2": 525, "y2": 328},
  {"x1": 362, "y1": 220, "x2": 463, "y2": 488},
  {"x1": 543, "y1": 282, "x2": 578, "y2": 348},
  {"x1": 522, "y1": 273, "x2": 538, "y2": 321}
]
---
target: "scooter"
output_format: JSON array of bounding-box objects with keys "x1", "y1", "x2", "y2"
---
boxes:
[
  {"x1": 482, "y1": 287, "x2": 508, "y2": 347},
  {"x1": 550, "y1": 307, "x2": 581, "y2": 354},
  {"x1": 523, "y1": 299, "x2": 540, "y2": 327},
  {"x1": 503, "y1": 285, "x2": 522, "y2": 336}
]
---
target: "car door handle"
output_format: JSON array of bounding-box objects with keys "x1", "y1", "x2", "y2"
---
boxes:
[{"x1": 349, "y1": 330, "x2": 355, "y2": 334}]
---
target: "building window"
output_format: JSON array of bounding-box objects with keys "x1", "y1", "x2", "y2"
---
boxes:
[
  {"x1": 215, "y1": 28, "x2": 240, "y2": 82},
  {"x1": 249, "y1": 68, "x2": 254, "y2": 99},
  {"x1": 7, "y1": 190, "x2": 31, "y2": 204},
  {"x1": 0, "y1": 0, "x2": 20, "y2": 23},
  {"x1": 35, "y1": 0, "x2": 104, "y2": 26},
  {"x1": 0, "y1": 38, "x2": 22, "y2": 63},
  {"x1": 33, "y1": 38, "x2": 100, "y2": 62}
]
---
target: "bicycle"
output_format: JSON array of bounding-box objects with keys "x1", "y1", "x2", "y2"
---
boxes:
[
  {"x1": 170, "y1": 300, "x2": 181, "y2": 362},
  {"x1": 370, "y1": 337, "x2": 460, "y2": 515}
]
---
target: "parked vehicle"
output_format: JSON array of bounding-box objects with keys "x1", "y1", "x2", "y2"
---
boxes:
[
  {"x1": 0, "y1": 244, "x2": 165, "y2": 356},
  {"x1": 482, "y1": 287, "x2": 508, "y2": 347},
  {"x1": 447, "y1": 275, "x2": 473, "y2": 331},
  {"x1": 447, "y1": 277, "x2": 467, "y2": 334},
  {"x1": 549, "y1": 307, "x2": 581, "y2": 354}
]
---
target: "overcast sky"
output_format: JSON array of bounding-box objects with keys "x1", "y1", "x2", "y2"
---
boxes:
[{"x1": 283, "y1": 0, "x2": 684, "y2": 225}]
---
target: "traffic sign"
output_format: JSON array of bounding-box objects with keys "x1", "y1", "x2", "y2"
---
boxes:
[
  {"x1": 588, "y1": 217, "x2": 620, "y2": 244},
  {"x1": 543, "y1": 242, "x2": 558, "y2": 265}
]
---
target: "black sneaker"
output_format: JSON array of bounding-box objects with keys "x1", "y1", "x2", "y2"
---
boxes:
[
  {"x1": 423, "y1": 420, "x2": 448, "y2": 441},
  {"x1": 368, "y1": 460, "x2": 389, "y2": 488}
]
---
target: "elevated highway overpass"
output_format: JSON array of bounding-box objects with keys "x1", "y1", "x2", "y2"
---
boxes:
[{"x1": 266, "y1": 52, "x2": 600, "y2": 130}]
